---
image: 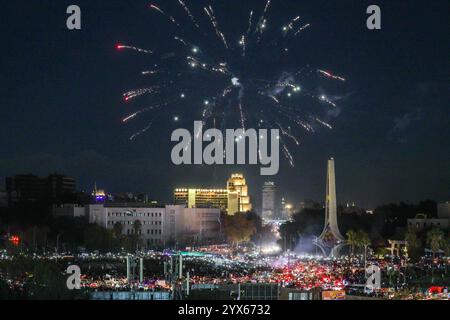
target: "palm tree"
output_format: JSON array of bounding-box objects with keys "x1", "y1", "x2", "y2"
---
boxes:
[
  {"x1": 427, "y1": 228, "x2": 445, "y2": 259},
  {"x1": 113, "y1": 222, "x2": 123, "y2": 239},
  {"x1": 357, "y1": 230, "x2": 371, "y2": 248},
  {"x1": 426, "y1": 228, "x2": 445, "y2": 283},
  {"x1": 346, "y1": 230, "x2": 358, "y2": 256},
  {"x1": 357, "y1": 230, "x2": 371, "y2": 265},
  {"x1": 405, "y1": 228, "x2": 422, "y2": 262},
  {"x1": 132, "y1": 220, "x2": 142, "y2": 251}
]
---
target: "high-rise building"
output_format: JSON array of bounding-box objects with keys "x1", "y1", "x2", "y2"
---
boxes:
[
  {"x1": 5, "y1": 174, "x2": 76, "y2": 205},
  {"x1": 46, "y1": 174, "x2": 76, "y2": 199},
  {"x1": 227, "y1": 174, "x2": 252, "y2": 215},
  {"x1": 6, "y1": 174, "x2": 43, "y2": 203},
  {"x1": 173, "y1": 188, "x2": 228, "y2": 211},
  {"x1": 262, "y1": 182, "x2": 276, "y2": 220},
  {"x1": 174, "y1": 173, "x2": 252, "y2": 215}
]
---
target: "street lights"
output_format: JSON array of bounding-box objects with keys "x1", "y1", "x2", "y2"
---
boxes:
[{"x1": 56, "y1": 233, "x2": 62, "y2": 254}]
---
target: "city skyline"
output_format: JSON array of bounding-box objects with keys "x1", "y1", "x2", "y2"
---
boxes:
[
  {"x1": 1, "y1": 0, "x2": 449, "y2": 208},
  {"x1": 0, "y1": 0, "x2": 449, "y2": 304}
]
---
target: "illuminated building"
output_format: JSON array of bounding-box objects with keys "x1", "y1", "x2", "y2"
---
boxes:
[
  {"x1": 262, "y1": 182, "x2": 276, "y2": 220},
  {"x1": 281, "y1": 199, "x2": 294, "y2": 220},
  {"x1": 174, "y1": 188, "x2": 228, "y2": 211},
  {"x1": 92, "y1": 182, "x2": 106, "y2": 203},
  {"x1": 227, "y1": 174, "x2": 252, "y2": 215},
  {"x1": 174, "y1": 173, "x2": 252, "y2": 215},
  {"x1": 88, "y1": 204, "x2": 220, "y2": 247}
]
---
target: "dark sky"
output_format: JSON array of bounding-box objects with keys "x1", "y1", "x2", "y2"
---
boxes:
[{"x1": 0, "y1": 0, "x2": 449, "y2": 210}]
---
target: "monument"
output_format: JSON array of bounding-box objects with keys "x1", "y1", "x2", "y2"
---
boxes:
[{"x1": 314, "y1": 158, "x2": 346, "y2": 257}]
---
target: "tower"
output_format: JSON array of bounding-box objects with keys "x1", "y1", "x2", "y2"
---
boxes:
[
  {"x1": 314, "y1": 158, "x2": 345, "y2": 257},
  {"x1": 262, "y1": 182, "x2": 276, "y2": 220},
  {"x1": 227, "y1": 174, "x2": 252, "y2": 215}
]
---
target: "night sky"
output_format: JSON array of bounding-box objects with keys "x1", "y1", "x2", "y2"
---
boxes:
[{"x1": 0, "y1": 0, "x2": 449, "y2": 210}]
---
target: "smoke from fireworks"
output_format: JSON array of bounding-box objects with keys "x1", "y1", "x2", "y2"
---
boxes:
[{"x1": 117, "y1": 1, "x2": 346, "y2": 165}]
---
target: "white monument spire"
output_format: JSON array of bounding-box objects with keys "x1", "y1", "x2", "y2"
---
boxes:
[{"x1": 314, "y1": 158, "x2": 345, "y2": 257}]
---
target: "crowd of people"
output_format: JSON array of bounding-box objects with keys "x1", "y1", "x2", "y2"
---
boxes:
[{"x1": 1, "y1": 245, "x2": 449, "y2": 300}]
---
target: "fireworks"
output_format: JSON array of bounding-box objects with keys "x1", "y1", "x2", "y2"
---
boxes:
[
  {"x1": 318, "y1": 69, "x2": 346, "y2": 82},
  {"x1": 117, "y1": 1, "x2": 346, "y2": 166}
]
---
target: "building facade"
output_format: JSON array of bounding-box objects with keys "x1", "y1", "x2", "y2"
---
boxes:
[
  {"x1": 438, "y1": 202, "x2": 450, "y2": 219},
  {"x1": 174, "y1": 188, "x2": 228, "y2": 211},
  {"x1": 87, "y1": 204, "x2": 220, "y2": 247},
  {"x1": 227, "y1": 174, "x2": 252, "y2": 215},
  {"x1": 6, "y1": 174, "x2": 76, "y2": 204},
  {"x1": 407, "y1": 213, "x2": 449, "y2": 231},
  {"x1": 174, "y1": 173, "x2": 252, "y2": 215},
  {"x1": 52, "y1": 204, "x2": 86, "y2": 218},
  {"x1": 262, "y1": 182, "x2": 276, "y2": 220}
]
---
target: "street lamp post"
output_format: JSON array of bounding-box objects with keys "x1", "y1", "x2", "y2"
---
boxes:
[
  {"x1": 364, "y1": 245, "x2": 368, "y2": 270},
  {"x1": 56, "y1": 234, "x2": 61, "y2": 254}
]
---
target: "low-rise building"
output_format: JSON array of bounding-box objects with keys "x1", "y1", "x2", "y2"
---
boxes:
[
  {"x1": 407, "y1": 213, "x2": 449, "y2": 231},
  {"x1": 438, "y1": 202, "x2": 450, "y2": 219},
  {"x1": 51, "y1": 204, "x2": 86, "y2": 218},
  {"x1": 87, "y1": 203, "x2": 220, "y2": 247}
]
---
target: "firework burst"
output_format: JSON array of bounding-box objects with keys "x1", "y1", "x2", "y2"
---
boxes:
[{"x1": 117, "y1": 0, "x2": 346, "y2": 166}]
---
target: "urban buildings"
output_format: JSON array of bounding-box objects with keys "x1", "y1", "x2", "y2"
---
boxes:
[
  {"x1": 88, "y1": 203, "x2": 220, "y2": 247},
  {"x1": 227, "y1": 174, "x2": 252, "y2": 214},
  {"x1": 437, "y1": 202, "x2": 450, "y2": 219},
  {"x1": 51, "y1": 203, "x2": 86, "y2": 218},
  {"x1": 174, "y1": 188, "x2": 228, "y2": 211},
  {"x1": 262, "y1": 182, "x2": 276, "y2": 220},
  {"x1": 174, "y1": 173, "x2": 252, "y2": 215},
  {"x1": 407, "y1": 213, "x2": 449, "y2": 231},
  {"x1": 280, "y1": 198, "x2": 294, "y2": 220},
  {"x1": 92, "y1": 182, "x2": 107, "y2": 203},
  {"x1": 299, "y1": 200, "x2": 322, "y2": 211},
  {"x1": 405, "y1": 202, "x2": 450, "y2": 231},
  {"x1": 5, "y1": 174, "x2": 76, "y2": 204}
]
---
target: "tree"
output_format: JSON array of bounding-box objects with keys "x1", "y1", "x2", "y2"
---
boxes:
[
  {"x1": 131, "y1": 220, "x2": 143, "y2": 251},
  {"x1": 222, "y1": 213, "x2": 256, "y2": 245},
  {"x1": 346, "y1": 229, "x2": 370, "y2": 258},
  {"x1": 357, "y1": 230, "x2": 371, "y2": 248},
  {"x1": 444, "y1": 236, "x2": 450, "y2": 257},
  {"x1": 427, "y1": 228, "x2": 445, "y2": 259},
  {"x1": 346, "y1": 230, "x2": 358, "y2": 256},
  {"x1": 28, "y1": 261, "x2": 86, "y2": 300},
  {"x1": 426, "y1": 228, "x2": 445, "y2": 283},
  {"x1": 405, "y1": 228, "x2": 422, "y2": 262},
  {"x1": 83, "y1": 224, "x2": 115, "y2": 252},
  {"x1": 113, "y1": 222, "x2": 123, "y2": 239}
]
